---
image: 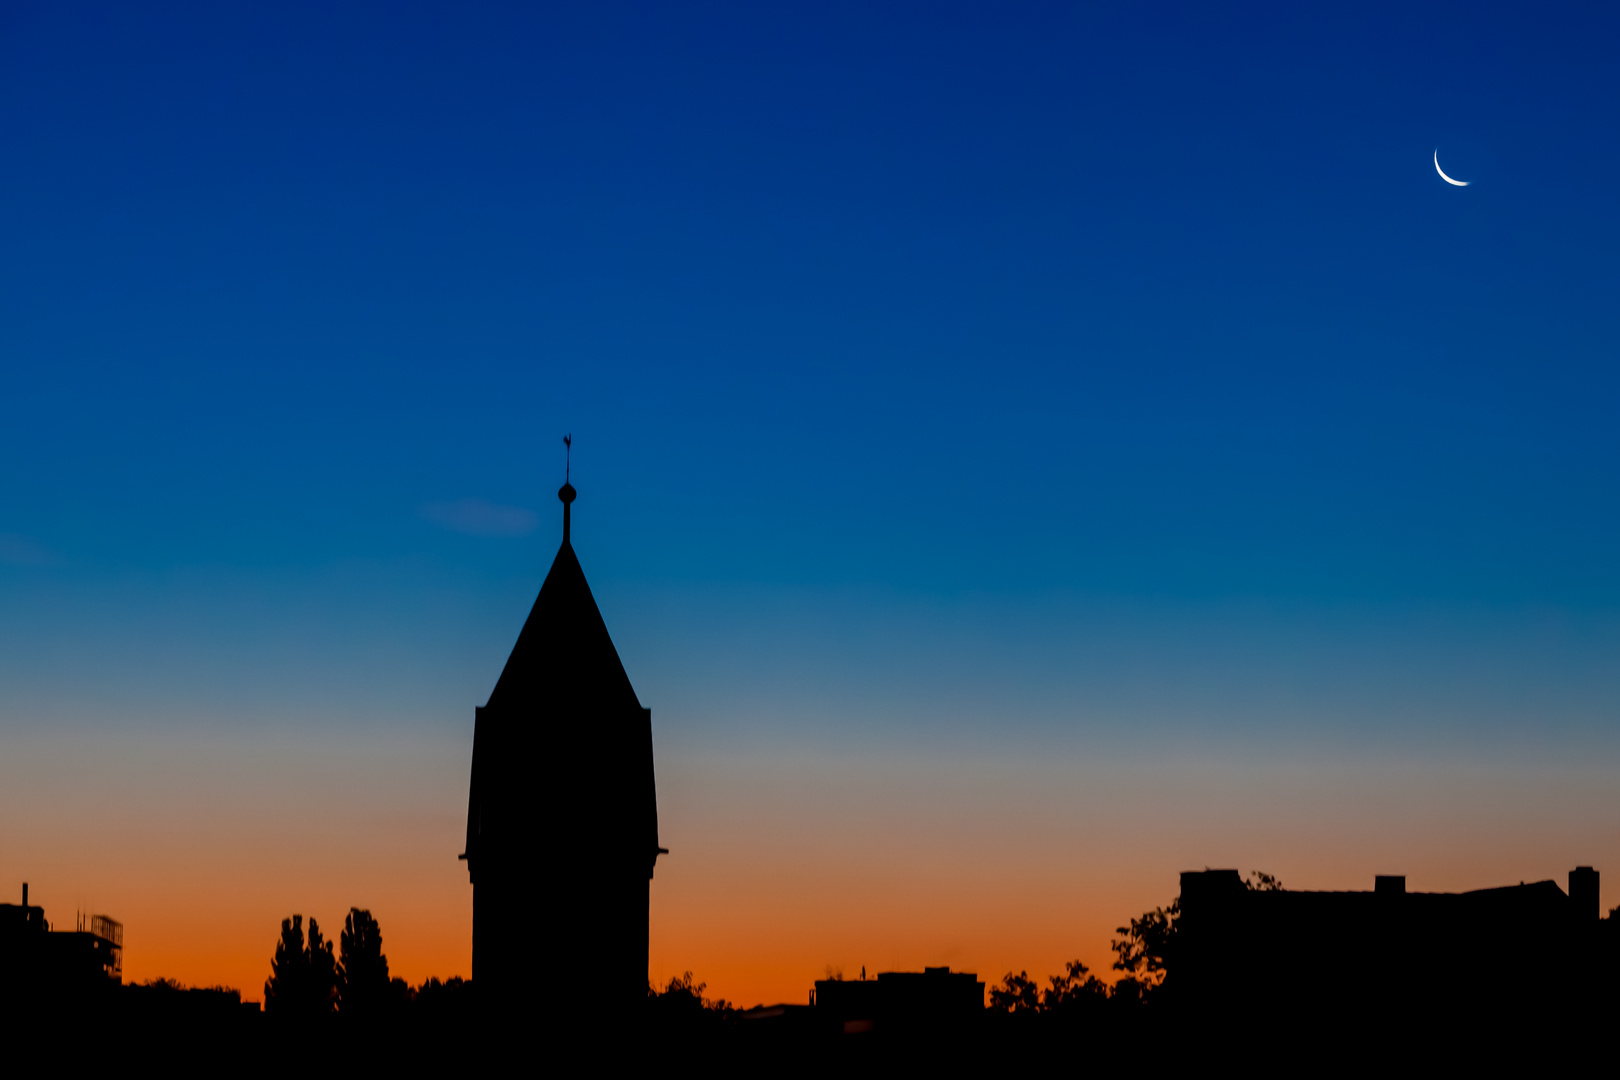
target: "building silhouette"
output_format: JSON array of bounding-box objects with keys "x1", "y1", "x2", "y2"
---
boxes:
[
  {"x1": 461, "y1": 477, "x2": 664, "y2": 1028},
  {"x1": 813, "y1": 967, "x2": 984, "y2": 1041},
  {"x1": 1175, "y1": 866, "x2": 1606, "y2": 1031},
  {"x1": 0, "y1": 883, "x2": 122, "y2": 1006}
]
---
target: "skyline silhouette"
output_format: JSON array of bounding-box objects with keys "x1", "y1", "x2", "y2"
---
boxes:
[{"x1": 9, "y1": 859, "x2": 1617, "y2": 1063}]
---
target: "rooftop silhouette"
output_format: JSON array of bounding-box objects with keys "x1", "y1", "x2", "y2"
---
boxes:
[{"x1": 1171, "y1": 865, "x2": 1613, "y2": 1042}]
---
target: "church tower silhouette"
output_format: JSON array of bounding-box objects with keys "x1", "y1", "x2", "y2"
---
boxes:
[{"x1": 462, "y1": 469, "x2": 664, "y2": 1028}]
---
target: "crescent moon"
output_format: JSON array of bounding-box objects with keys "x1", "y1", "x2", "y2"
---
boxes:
[{"x1": 1434, "y1": 149, "x2": 1469, "y2": 187}]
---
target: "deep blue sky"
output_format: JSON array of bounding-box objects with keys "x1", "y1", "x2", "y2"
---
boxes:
[
  {"x1": 7, "y1": 0, "x2": 1620, "y2": 735},
  {"x1": 4, "y1": 1, "x2": 1618, "y2": 606}
]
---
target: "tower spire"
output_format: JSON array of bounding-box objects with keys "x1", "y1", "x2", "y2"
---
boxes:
[{"x1": 559, "y1": 433, "x2": 576, "y2": 544}]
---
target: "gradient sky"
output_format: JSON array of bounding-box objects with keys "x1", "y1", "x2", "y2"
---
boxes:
[{"x1": 4, "y1": 2, "x2": 1620, "y2": 1006}]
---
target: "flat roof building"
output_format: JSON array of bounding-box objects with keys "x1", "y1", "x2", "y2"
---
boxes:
[
  {"x1": 1174, "y1": 866, "x2": 1607, "y2": 1032},
  {"x1": 0, "y1": 884, "x2": 122, "y2": 1007},
  {"x1": 815, "y1": 967, "x2": 985, "y2": 1041}
]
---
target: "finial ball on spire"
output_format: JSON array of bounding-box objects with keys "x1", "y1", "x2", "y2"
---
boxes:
[{"x1": 559, "y1": 432, "x2": 576, "y2": 503}]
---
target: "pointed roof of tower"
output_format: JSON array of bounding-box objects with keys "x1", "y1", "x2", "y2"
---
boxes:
[
  {"x1": 463, "y1": 463, "x2": 663, "y2": 883},
  {"x1": 483, "y1": 480, "x2": 641, "y2": 715}
]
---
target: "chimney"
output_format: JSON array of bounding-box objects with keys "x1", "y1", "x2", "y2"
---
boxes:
[
  {"x1": 21, "y1": 883, "x2": 26, "y2": 907},
  {"x1": 1375, "y1": 875, "x2": 1405, "y2": 896},
  {"x1": 1569, "y1": 867, "x2": 1599, "y2": 922}
]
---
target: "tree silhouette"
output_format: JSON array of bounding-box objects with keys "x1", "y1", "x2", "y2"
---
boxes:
[
  {"x1": 989, "y1": 970, "x2": 1040, "y2": 1013},
  {"x1": 264, "y1": 914, "x2": 337, "y2": 1019},
  {"x1": 653, "y1": 971, "x2": 706, "y2": 1014},
  {"x1": 1111, "y1": 898, "x2": 1180, "y2": 995},
  {"x1": 1041, "y1": 959, "x2": 1108, "y2": 1012},
  {"x1": 307, "y1": 917, "x2": 337, "y2": 1015},
  {"x1": 991, "y1": 962, "x2": 1108, "y2": 1018},
  {"x1": 265, "y1": 915, "x2": 306, "y2": 1015},
  {"x1": 338, "y1": 908, "x2": 392, "y2": 1017},
  {"x1": 1245, "y1": 870, "x2": 1284, "y2": 891},
  {"x1": 413, "y1": 975, "x2": 472, "y2": 1017},
  {"x1": 647, "y1": 971, "x2": 736, "y2": 1034}
]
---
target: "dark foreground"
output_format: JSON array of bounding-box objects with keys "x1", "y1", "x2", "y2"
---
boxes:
[{"x1": 6, "y1": 988, "x2": 1612, "y2": 1075}]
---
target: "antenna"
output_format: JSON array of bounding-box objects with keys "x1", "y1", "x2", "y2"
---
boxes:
[{"x1": 559, "y1": 434, "x2": 577, "y2": 544}]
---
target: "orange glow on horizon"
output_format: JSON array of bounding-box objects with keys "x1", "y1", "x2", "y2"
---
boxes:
[{"x1": 3, "y1": 732, "x2": 1614, "y2": 1007}]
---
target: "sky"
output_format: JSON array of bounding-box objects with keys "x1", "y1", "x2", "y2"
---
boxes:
[{"x1": 3, "y1": 2, "x2": 1620, "y2": 1006}]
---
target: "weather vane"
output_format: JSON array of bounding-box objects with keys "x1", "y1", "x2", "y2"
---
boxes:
[{"x1": 564, "y1": 433, "x2": 572, "y2": 482}]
